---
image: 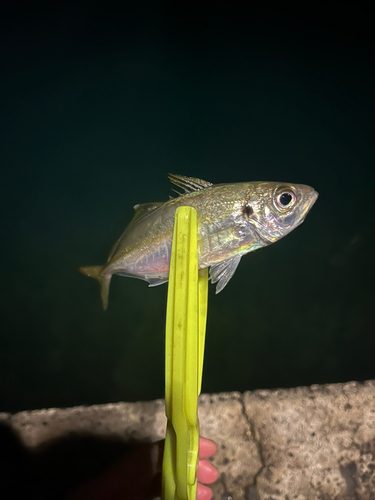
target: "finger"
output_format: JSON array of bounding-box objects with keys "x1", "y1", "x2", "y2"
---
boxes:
[
  {"x1": 198, "y1": 437, "x2": 217, "y2": 459},
  {"x1": 197, "y1": 459, "x2": 219, "y2": 484},
  {"x1": 197, "y1": 482, "x2": 213, "y2": 500}
]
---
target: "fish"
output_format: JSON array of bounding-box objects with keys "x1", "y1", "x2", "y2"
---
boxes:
[{"x1": 80, "y1": 174, "x2": 318, "y2": 309}]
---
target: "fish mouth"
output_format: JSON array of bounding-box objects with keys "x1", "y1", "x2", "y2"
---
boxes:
[
  {"x1": 308, "y1": 189, "x2": 319, "y2": 211},
  {"x1": 297, "y1": 189, "x2": 318, "y2": 225},
  {"x1": 311, "y1": 190, "x2": 319, "y2": 204},
  {"x1": 304, "y1": 188, "x2": 318, "y2": 209}
]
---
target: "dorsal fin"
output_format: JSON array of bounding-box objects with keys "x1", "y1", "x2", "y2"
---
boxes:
[
  {"x1": 107, "y1": 202, "x2": 163, "y2": 262},
  {"x1": 168, "y1": 174, "x2": 213, "y2": 195},
  {"x1": 128, "y1": 202, "x2": 163, "y2": 229},
  {"x1": 133, "y1": 202, "x2": 162, "y2": 216}
]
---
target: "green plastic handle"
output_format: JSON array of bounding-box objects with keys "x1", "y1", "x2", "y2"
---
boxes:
[{"x1": 162, "y1": 206, "x2": 209, "y2": 500}]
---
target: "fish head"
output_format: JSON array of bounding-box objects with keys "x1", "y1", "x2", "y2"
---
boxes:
[{"x1": 246, "y1": 182, "x2": 318, "y2": 244}]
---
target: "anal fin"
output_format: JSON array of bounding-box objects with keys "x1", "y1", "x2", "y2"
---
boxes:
[
  {"x1": 147, "y1": 277, "x2": 169, "y2": 287},
  {"x1": 117, "y1": 272, "x2": 168, "y2": 288}
]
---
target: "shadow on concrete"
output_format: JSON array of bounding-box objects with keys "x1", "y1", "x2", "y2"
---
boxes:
[{"x1": 0, "y1": 421, "x2": 161, "y2": 499}]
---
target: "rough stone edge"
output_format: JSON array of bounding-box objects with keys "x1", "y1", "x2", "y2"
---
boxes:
[{"x1": 1, "y1": 381, "x2": 374, "y2": 500}]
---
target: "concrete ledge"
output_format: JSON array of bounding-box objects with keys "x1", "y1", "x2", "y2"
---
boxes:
[{"x1": 1, "y1": 381, "x2": 374, "y2": 499}]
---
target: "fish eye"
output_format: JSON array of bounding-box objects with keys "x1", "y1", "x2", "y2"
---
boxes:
[{"x1": 275, "y1": 189, "x2": 296, "y2": 210}]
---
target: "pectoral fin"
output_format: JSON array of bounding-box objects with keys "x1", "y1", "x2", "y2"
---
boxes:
[{"x1": 210, "y1": 255, "x2": 242, "y2": 294}]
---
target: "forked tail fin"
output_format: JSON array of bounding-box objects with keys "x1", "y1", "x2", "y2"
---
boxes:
[{"x1": 79, "y1": 265, "x2": 111, "y2": 310}]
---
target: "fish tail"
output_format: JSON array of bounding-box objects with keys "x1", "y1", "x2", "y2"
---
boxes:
[{"x1": 79, "y1": 265, "x2": 111, "y2": 310}]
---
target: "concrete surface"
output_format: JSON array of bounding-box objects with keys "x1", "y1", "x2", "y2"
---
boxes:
[{"x1": 0, "y1": 380, "x2": 374, "y2": 499}]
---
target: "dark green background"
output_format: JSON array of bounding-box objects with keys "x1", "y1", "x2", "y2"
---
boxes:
[{"x1": 1, "y1": 4, "x2": 374, "y2": 412}]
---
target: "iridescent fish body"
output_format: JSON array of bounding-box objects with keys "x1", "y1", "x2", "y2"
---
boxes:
[{"x1": 80, "y1": 174, "x2": 318, "y2": 309}]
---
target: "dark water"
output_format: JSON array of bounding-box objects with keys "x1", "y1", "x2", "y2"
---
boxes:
[{"x1": 1, "y1": 4, "x2": 374, "y2": 413}]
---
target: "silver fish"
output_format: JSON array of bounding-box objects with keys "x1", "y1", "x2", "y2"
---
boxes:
[{"x1": 80, "y1": 174, "x2": 318, "y2": 309}]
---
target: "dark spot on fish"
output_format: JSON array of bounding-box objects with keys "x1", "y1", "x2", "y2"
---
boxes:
[{"x1": 243, "y1": 203, "x2": 253, "y2": 217}]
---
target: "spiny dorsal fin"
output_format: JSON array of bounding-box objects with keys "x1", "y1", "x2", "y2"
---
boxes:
[{"x1": 168, "y1": 174, "x2": 213, "y2": 194}]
